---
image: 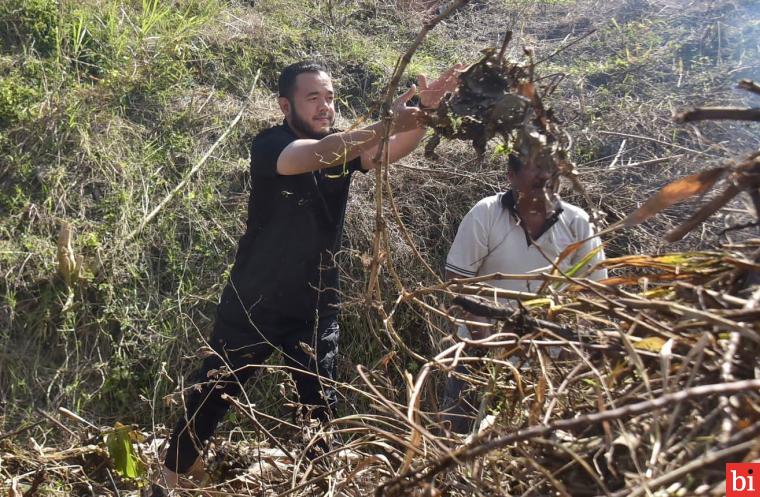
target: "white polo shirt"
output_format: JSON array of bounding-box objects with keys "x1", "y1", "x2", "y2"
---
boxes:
[{"x1": 446, "y1": 191, "x2": 607, "y2": 295}]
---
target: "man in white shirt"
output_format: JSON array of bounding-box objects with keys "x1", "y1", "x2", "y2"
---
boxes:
[{"x1": 442, "y1": 152, "x2": 607, "y2": 433}]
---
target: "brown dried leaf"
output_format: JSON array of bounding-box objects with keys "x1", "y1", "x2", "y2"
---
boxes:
[
  {"x1": 665, "y1": 182, "x2": 740, "y2": 242},
  {"x1": 529, "y1": 375, "x2": 547, "y2": 425},
  {"x1": 196, "y1": 346, "x2": 216, "y2": 359},
  {"x1": 622, "y1": 167, "x2": 726, "y2": 227},
  {"x1": 299, "y1": 341, "x2": 316, "y2": 360},
  {"x1": 162, "y1": 392, "x2": 181, "y2": 407},
  {"x1": 379, "y1": 350, "x2": 397, "y2": 369},
  {"x1": 517, "y1": 82, "x2": 535, "y2": 100},
  {"x1": 556, "y1": 239, "x2": 585, "y2": 265},
  {"x1": 57, "y1": 222, "x2": 77, "y2": 286}
]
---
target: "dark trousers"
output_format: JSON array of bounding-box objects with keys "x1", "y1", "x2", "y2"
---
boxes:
[
  {"x1": 164, "y1": 291, "x2": 339, "y2": 473},
  {"x1": 441, "y1": 363, "x2": 478, "y2": 434}
]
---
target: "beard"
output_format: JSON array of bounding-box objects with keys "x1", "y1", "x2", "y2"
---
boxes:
[{"x1": 288, "y1": 102, "x2": 334, "y2": 139}]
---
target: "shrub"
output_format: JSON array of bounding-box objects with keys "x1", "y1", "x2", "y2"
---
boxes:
[
  {"x1": 0, "y1": 71, "x2": 41, "y2": 127},
  {"x1": 0, "y1": 0, "x2": 59, "y2": 54}
]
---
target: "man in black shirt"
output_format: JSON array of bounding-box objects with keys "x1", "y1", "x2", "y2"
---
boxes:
[{"x1": 152, "y1": 60, "x2": 461, "y2": 493}]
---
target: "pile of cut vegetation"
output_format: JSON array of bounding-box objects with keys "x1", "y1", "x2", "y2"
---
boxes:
[
  {"x1": 2, "y1": 1, "x2": 759, "y2": 496},
  {"x1": 3, "y1": 240, "x2": 758, "y2": 497}
]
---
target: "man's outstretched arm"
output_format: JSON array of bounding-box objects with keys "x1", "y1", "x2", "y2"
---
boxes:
[
  {"x1": 277, "y1": 86, "x2": 421, "y2": 175},
  {"x1": 361, "y1": 64, "x2": 463, "y2": 171}
]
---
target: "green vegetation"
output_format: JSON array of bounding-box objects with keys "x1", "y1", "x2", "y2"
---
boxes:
[
  {"x1": 0, "y1": 1, "x2": 758, "y2": 494},
  {"x1": 0, "y1": 0, "x2": 470, "y2": 429},
  {"x1": 0, "y1": 0, "x2": 59, "y2": 54}
]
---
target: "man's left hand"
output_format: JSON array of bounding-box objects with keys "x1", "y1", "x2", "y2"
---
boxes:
[{"x1": 417, "y1": 63, "x2": 464, "y2": 109}]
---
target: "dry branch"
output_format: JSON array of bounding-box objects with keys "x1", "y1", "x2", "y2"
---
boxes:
[
  {"x1": 366, "y1": 0, "x2": 471, "y2": 300},
  {"x1": 620, "y1": 439, "x2": 758, "y2": 497},
  {"x1": 379, "y1": 379, "x2": 760, "y2": 496},
  {"x1": 738, "y1": 79, "x2": 760, "y2": 96},
  {"x1": 674, "y1": 107, "x2": 760, "y2": 123},
  {"x1": 450, "y1": 295, "x2": 580, "y2": 339}
]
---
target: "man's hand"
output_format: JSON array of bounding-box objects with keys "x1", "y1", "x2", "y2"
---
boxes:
[
  {"x1": 389, "y1": 85, "x2": 422, "y2": 134},
  {"x1": 389, "y1": 63, "x2": 464, "y2": 134},
  {"x1": 418, "y1": 63, "x2": 464, "y2": 109},
  {"x1": 358, "y1": 64, "x2": 464, "y2": 170}
]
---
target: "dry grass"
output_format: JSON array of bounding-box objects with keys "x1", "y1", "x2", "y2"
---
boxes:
[{"x1": 1, "y1": 0, "x2": 759, "y2": 496}]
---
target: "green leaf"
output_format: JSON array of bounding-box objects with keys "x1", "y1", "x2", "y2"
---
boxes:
[
  {"x1": 567, "y1": 245, "x2": 603, "y2": 278},
  {"x1": 105, "y1": 422, "x2": 145, "y2": 480},
  {"x1": 553, "y1": 245, "x2": 604, "y2": 285}
]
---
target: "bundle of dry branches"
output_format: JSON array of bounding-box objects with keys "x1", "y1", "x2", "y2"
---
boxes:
[
  {"x1": 2, "y1": 3, "x2": 758, "y2": 497},
  {"x1": 3, "y1": 239, "x2": 758, "y2": 496}
]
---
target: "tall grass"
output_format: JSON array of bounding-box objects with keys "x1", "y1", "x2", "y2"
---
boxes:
[{"x1": 1, "y1": 0, "x2": 757, "y2": 445}]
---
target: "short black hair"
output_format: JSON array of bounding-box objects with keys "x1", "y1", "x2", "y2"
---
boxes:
[
  {"x1": 508, "y1": 153, "x2": 523, "y2": 172},
  {"x1": 278, "y1": 60, "x2": 330, "y2": 99}
]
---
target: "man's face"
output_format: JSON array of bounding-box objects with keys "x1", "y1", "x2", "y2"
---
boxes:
[
  {"x1": 279, "y1": 71, "x2": 336, "y2": 139},
  {"x1": 509, "y1": 162, "x2": 551, "y2": 198},
  {"x1": 508, "y1": 160, "x2": 558, "y2": 215}
]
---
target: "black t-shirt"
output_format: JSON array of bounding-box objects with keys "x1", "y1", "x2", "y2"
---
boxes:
[{"x1": 225, "y1": 122, "x2": 363, "y2": 320}]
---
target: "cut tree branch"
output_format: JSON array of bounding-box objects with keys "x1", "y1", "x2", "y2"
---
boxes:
[
  {"x1": 738, "y1": 79, "x2": 760, "y2": 96},
  {"x1": 673, "y1": 107, "x2": 760, "y2": 123},
  {"x1": 366, "y1": 0, "x2": 471, "y2": 301},
  {"x1": 377, "y1": 379, "x2": 760, "y2": 496}
]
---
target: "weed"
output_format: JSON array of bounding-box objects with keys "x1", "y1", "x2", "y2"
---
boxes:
[
  {"x1": 0, "y1": 71, "x2": 41, "y2": 126},
  {"x1": 0, "y1": 0, "x2": 59, "y2": 54},
  {"x1": 0, "y1": 3, "x2": 758, "y2": 483}
]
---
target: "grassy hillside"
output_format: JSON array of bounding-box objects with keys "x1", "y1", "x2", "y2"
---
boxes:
[{"x1": 1, "y1": 0, "x2": 759, "y2": 495}]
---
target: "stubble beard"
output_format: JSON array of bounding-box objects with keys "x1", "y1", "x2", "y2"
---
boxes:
[{"x1": 288, "y1": 102, "x2": 334, "y2": 139}]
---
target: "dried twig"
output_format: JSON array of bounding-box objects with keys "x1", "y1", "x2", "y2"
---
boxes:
[
  {"x1": 34, "y1": 408, "x2": 77, "y2": 438},
  {"x1": 738, "y1": 79, "x2": 760, "y2": 96},
  {"x1": 618, "y1": 439, "x2": 759, "y2": 497},
  {"x1": 0, "y1": 421, "x2": 44, "y2": 441},
  {"x1": 223, "y1": 394, "x2": 297, "y2": 464},
  {"x1": 366, "y1": 0, "x2": 471, "y2": 300},
  {"x1": 379, "y1": 379, "x2": 760, "y2": 494},
  {"x1": 674, "y1": 107, "x2": 760, "y2": 123},
  {"x1": 534, "y1": 28, "x2": 597, "y2": 66}
]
